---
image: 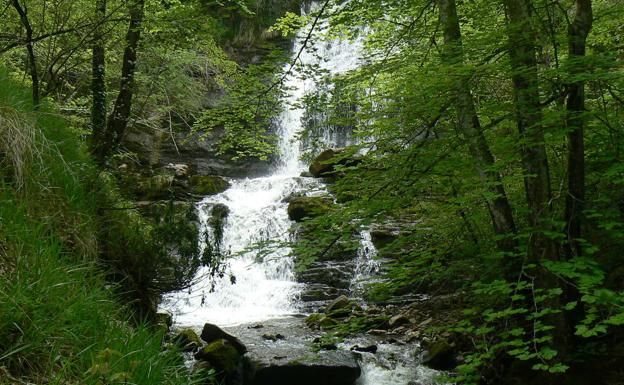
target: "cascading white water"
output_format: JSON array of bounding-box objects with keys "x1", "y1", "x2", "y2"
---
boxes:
[
  {"x1": 350, "y1": 230, "x2": 382, "y2": 300},
  {"x1": 161, "y1": 5, "x2": 436, "y2": 384},
  {"x1": 162, "y1": 2, "x2": 364, "y2": 328}
]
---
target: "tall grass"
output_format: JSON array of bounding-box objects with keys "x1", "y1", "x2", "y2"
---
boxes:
[{"x1": 0, "y1": 71, "x2": 201, "y2": 384}]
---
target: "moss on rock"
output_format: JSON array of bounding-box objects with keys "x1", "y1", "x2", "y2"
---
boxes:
[
  {"x1": 287, "y1": 196, "x2": 332, "y2": 222},
  {"x1": 173, "y1": 328, "x2": 203, "y2": 352},
  {"x1": 189, "y1": 175, "x2": 230, "y2": 196},
  {"x1": 194, "y1": 339, "x2": 241, "y2": 375}
]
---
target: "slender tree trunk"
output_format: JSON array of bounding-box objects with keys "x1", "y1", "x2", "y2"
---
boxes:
[
  {"x1": 438, "y1": 0, "x2": 517, "y2": 253},
  {"x1": 564, "y1": 0, "x2": 592, "y2": 258},
  {"x1": 12, "y1": 0, "x2": 40, "y2": 107},
  {"x1": 98, "y1": 0, "x2": 145, "y2": 160},
  {"x1": 503, "y1": 0, "x2": 571, "y2": 361},
  {"x1": 90, "y1": 0, "x2": 107, "y2": 158},
  {"x1": 502, "y1": 0, "x2": 557, "y2": 264}
]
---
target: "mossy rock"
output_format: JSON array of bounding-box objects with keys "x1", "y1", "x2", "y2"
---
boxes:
[
  {"x1": 325, "y1": 295, "x2": 351, "y2": 313},
  {"x1": 195, "y1": 339, "x2": 241, "y2": 375},
  {"x1": 421, "y1": 339, "x2": 456, "y2": 370},
  {"x1": 173, "y1": 328, "x2": 202, "y2": 352},
  {"x1": 309, "y1": 148, "x2": 361, "y2": 178},
  {"x1": 305, "y1": 313, "x2": 339, "y2": 330},
  {"x1": 155, "y1": 312, "x2": 173, "y2": 330},
  {"x1": 287, "y1": 196, "x2": 332, "y2": 222},
  {"x1": 309, "y1": 148, "x2": 344, "y2": 177},
  {"x1": 305, "y1": 313, "x2": 324, "y2": 328},
  {"x1": 327, "y1": 307, "x2": 352, "y2": 319},
  {"x1": 133, "y1": 174, "x2": 175, "y2": 200},
  {"x1": 189, "y1": 175, "x2": 230, "y2": 196}
]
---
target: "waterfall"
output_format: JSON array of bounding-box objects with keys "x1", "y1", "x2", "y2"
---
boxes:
[
  {"x1": 162, "y1": 2, "x2": 363, "y2": 328},
  {"x1": 159, "y1": 5, "x2": 440, "y2": 385},
  {"x1": 350, "y1": 230, "x2": 382, "y2": 301}
]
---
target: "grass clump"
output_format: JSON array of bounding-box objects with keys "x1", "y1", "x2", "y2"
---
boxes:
[{"x1": 0, "y1": 70, "x2": 204, "y2": 384}]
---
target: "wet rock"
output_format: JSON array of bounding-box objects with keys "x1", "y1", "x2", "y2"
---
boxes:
[
  {"x1": 195, "y1": 339, "x2": 242, "y2": 379},
  {"x1": 300, "y1": 171, "x2": 313, "y2": 177},
  {"x1": 155, "y1": 312, "x2": 173, "y2": 330},
  {"x1": 136, "y1": 174, "x2": 175, "y2": 200},
  {"x1": 262, "y1": 333, "x2": 286, "y2": 342},
  {"x1": 201, "y1": 323, "x2": 247, "y2": 354},
  {"x1": 325, "y1": 295, "x2": 351, "y2": 314},
  {"x1": 421, "y1": 339, "x2": 457, "y2": 370},
  {"x1": 308, "y1": 148, "x2": 360, "y2": 178},
  {"x1": 388, "y1": 313, "x2": 411, "y2": 328},
  {"x1": 309, "y1": 148, "x2": 343, "y2": 177},
  {"x1": 351, "y1": 345, "x2": 378, "y2": 354},
  {"x1": 287, "y1": 196, "x2": 332, "y2": 222},
  {"x1": 173, "y1": 328, "x2": 202, "y2": 352},
  {"x1": 164, "y1": 163, "x2": 190, "y2": 178},
  {"x1": 313, "y1": 337, "x2": 338, "y2": 351},
  {"x1": 189, "y1": 175, "x2": 230, "y2": 196},
  {"x1": 212, "y1": 203, "x2": 230, "y2": 219},
  {"x1": 305, "y1": 313, "x2": 339, "y2": 330},
  {"x1": 305, "y1": 313, "x2": 324, "y2": 327},
  {"x1": 319, "y1": 317, "x2": 339, "y2": 329},
  {"x1": 299, "y1": 285, "x2": 347, "y2": 303},
  {"x1": 297, "y1": 262, "x2": 355, "y2": 289},
  {"x1": 247, "y1": 350, "x2": 361, "y2": 385},
  {"x1": 328, "y1": 307, "x2": 352, "y2": 319},
  {"x1": 370, "y1": 228, "x2": 399, "y2": 249}
]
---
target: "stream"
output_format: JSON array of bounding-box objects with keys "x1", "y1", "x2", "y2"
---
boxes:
[{"x1": 162, "y1": 3, "x2": 441, "y2": 384}]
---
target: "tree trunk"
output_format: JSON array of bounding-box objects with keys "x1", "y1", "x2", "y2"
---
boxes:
[
  {"x1": 90, "y1": 0, "x2": 107, "y2": 158},
  {"x1": 12, "y1": 0, "x2": 40, "y2": 107},
  {"x1": 438, "y1": 0, "x2": 517, "y2": 254},
  {"x1": 98, "y1": 0, "x2": 145, "y2": 160},
  {"x1": 564, "y1": 0, "x2": 592, "y2": 258},
  {"x1": 502, "y1": 0, "x2": 557, "y2": 264},
  {"x1": 503, "y1": 0, "x2": 571, "y2": 359}
]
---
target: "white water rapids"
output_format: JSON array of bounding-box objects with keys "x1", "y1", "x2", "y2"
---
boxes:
[{"x1": 162, "y1": 4, "x2": 441, "y2": 384}]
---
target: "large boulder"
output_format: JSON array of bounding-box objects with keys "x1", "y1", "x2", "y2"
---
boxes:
[
  {"x1": 421, "y1": 338, "x2": 457, "y2": 370},
  {"x1": 201, "y1": 323, "x2": 247, "y2": 355},
  {"x1": 309, "y1": 148, "x2": 344, "y2": 177},
  {"x1": 309, "y1": 148, "x2": 360, "y2": 178},
  {"x1": 247, "y1": 350, "x2": 361, "y2": 385},
  {"x1": 221, "y1": 318, "x2": 361, "y2": 385},
  {"x1": 195, "y1": 339, "x2": 242, "y2": 379},
  {"x1": 287, "y1": 196, "x2": 332, "y2": 222},
  {"x1": 325, "y1": 295, "x2": 351, "y2": 314}
]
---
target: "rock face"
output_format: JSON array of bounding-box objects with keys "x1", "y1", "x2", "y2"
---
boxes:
[
  {"x1": 287, "y1": 196, "x2": 332, "y2": 222},
  {"x1": 122, "y1": 125, "x2": 272, "y2": 178}
]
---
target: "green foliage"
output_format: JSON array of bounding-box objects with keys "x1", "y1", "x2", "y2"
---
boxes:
[
  {"x1": 192, "y1": 47, "x2": 289, "y2": 160},
  {"x1": 284, "y1": 0, "x2": 624, "y2": 383},
  {"x1": 0, "y1": 72, "x2": 208, "y2": 384}
]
